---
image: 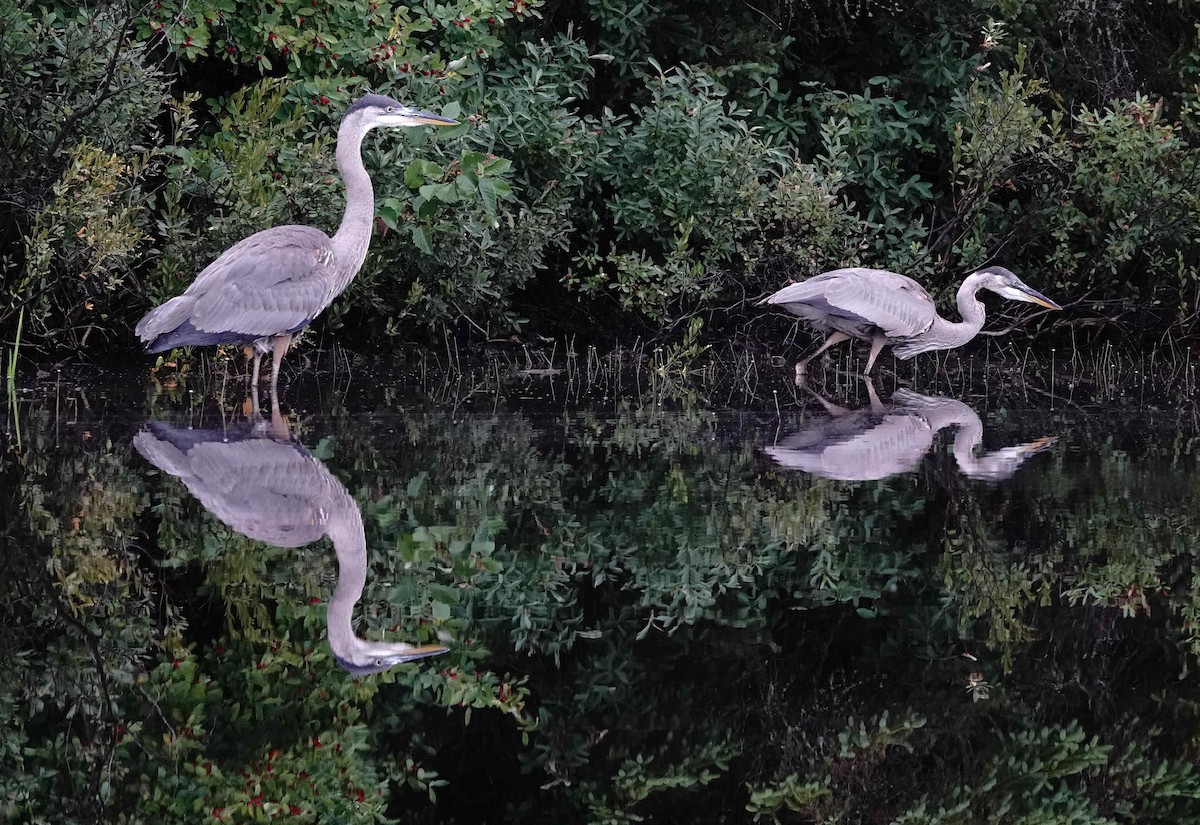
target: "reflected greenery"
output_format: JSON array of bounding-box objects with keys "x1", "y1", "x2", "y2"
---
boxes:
[{"x1": 4, "y1": 370, "x2": 1200, "y2": 822}]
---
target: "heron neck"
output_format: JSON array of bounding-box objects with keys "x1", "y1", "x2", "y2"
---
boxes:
[
  {"x1": 927, "y1": 274, "x2": 989, "y2": 350},
  {"x1": 950, "y1": 417, "x2": 988, "y2": 474},
  {"x1": 908, "y1": 395, "x2": 987, "y2": 472},
  {"x1": 330, "y1": 119, "x2": 375, "y2": 295},
  {"x1": 324, "y1": 492, "x2": 369, "y2": 663}
]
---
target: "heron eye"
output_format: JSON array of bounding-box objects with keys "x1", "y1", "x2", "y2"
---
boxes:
[
  {"x1": 386, "y1": 106, "x2": 394, "y2": 113},
  {"x1": 375, "y1": 658, "x2": 383, "y2": 666}
]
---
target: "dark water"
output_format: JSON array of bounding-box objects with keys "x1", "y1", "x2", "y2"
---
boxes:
[{"x1": 5, "y1": 351, "x2": 1200, "y2": 823}]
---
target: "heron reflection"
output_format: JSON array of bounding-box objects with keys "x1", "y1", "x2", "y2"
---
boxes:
[
  {"x1": 764, "y1": 380, "x2": 1054, "y2": 482},
  {"x1": 134, "y1": 397, "x2": 447, "y2": 675}
]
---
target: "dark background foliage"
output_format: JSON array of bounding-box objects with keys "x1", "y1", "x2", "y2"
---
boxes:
[{"x1": 1, "y1": 0, "x2": 1198, "y2": 356}]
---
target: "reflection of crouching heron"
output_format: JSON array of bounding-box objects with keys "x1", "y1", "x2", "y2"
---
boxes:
[
  {"x1": 134, "y1": 408, "x2": 447, "y2": 675},
  {"x1": 763, "y1": 380, "x2": 1055, "y2": 482}
]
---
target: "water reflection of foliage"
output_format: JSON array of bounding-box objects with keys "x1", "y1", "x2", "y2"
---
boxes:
[{"x1": 7, "y1": 396, "x2": 1200, "y2": 821}]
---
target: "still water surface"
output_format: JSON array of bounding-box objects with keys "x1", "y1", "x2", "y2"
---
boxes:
[{"x1": 5, "y1": 355, "x2": 1200, "y2": 822}]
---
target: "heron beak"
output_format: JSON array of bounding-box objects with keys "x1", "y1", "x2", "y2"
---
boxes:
[
  {"x1": 998, "y1": 281, "x2": 1065, "y2": 311},
  {"x1": 1018, "y1": 435, "x2": 1057, "y2": 453},
  {"x1": 1011, "y1": 282, "x2": 1062, "y2": 310},
  {"x1": 391, "y1": 644, "x2": 450, "y2": 663},
  {"x1": 398, "y1": 107, "x2": 459, "y2": 127}
]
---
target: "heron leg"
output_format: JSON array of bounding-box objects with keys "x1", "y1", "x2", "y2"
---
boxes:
[
  {"x1": 244, "y1": 346, "x2": 263, "y2": 387},
  {"x1": 796, "y1": 330, "x2": 851, "y2": 377},
  {"x1": 267, "y1": 382, "x2": 290, "y2": 441},
  {"x1": 241, "y1": 382, "x2": 262, "y2": 421},
  {"x1": 863, "y1": 332, "x2": 888, "y2": 376},
  {"x1": 269, "y1": 333, "x2": 293, "y2": 392},
  {"x1": 862, "y1": 376, "x2": 884, "y2": 412},
  {"x1": 802, "y1": 384, "x2": 851, "y2": 416}
]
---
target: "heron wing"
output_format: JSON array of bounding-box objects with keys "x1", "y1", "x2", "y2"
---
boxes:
[
  {"x1": 766, "y1": 413, "x2": 935, "y2": 480},
  {"x1": 135, "y1": 422, "x2": 332, "y2": 546},
  {"x1": 144, "y1": 224, "x2": 343, "y2": 342},
  {"x1": 820, "y1": 269, "x2": 937, "y2": 338}
]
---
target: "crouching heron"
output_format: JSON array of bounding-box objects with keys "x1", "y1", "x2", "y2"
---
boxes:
[
  {"x1": 764, "y1": 266, "x2": 1062, "y2": 376},
  {"x1": 135, "y1": 94, "x2": 458, "y2": 389}
]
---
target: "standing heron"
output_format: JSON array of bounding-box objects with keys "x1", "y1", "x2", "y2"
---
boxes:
[
  {"x1": 764, "y1": 266, "x2": 1062, "y2": 375},
  {"x1": 135, "y1": 94, "x2": 458, "y2": 389},
  {"x1": 134, "y1": 397, "x2": 448, "y2": 674}
]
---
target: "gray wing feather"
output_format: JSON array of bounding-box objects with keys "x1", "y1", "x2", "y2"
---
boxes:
[
  {"x1": 767, "y1": 268, "x2": 937, "y2": 338},
  {"x1": 821, "y1": 269, "x2": 937, "y2": 338},
  {"x1": 135, "y1": 294, "x2": 194, "y2": 342},
  {"x1": 185, "y1": 440, "x2": 332, "y2": 546},
  {"x1": 765, "y1": 414, "x2": 935, "y2": 480},
  {"x1": 135, "y1": 431, "x2": 333, "y2": 547},
  {"x1": 142, "y1": 226, "x2": 337, "y2": 340}
]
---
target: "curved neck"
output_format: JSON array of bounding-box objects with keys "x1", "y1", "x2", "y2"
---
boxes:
[
  {"x1": 330, "y1": 118, "x2": 375, "y2": 294},
  {"x1": 324, "y1": 491, "x2": 369, "y2": 661},
  {"x1": 927, "y1": 274, "x2": 989, "y2": 350},
  {"x1": 949, "y1": 417, "x2": 987, "y2": 472},
  {"x1": 902, "y1": 394, "x2": 987, "y2": 471}
]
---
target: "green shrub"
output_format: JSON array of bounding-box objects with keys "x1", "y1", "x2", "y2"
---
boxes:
[
  {"x1": 0, "y1": 2, "x2": 175, "y2": 349},
  {"x1": 3, "y1": 0, "x2": 1200, "y2": 352}
]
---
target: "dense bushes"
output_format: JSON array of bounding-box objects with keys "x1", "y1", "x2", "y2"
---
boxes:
[{"x1": 1, "y1": 0, "x2": 1198, "y2": 355}]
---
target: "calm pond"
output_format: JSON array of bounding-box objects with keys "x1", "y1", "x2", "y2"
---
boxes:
[{"x1": 5, "y1": 349, "x2": 1200, "y2": 823}]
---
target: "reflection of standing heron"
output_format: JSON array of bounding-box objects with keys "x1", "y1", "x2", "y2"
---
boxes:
[
  {"x1": 764, "y1": 266, "x2": 1062, "y2": 376},
  {"x1": 135, "y1": 95, "x2": 458, "y2": 389},
  {"x1": 763, "y1": 380, "x2": 1055, "y2": 482},
  {"x1": 134, "y1": 399, "x2": 447, "y2": 674}
]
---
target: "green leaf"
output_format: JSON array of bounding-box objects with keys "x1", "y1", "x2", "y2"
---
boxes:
[
  {"x1": 432, "y1": 182, "x2": 460, "y2": 203},
  {"x1": 376, "y1": 198, "x2": 401, "y2": 231},
  {"x1": 405, "y1": 159, "x2": 442, "y2": 189},
  {"x1": 483, "y1": 157, "x2": 512, "y2": 176},
  {"x1": 406, "y1": 473, "x2": 426, "y2": 497},
  {"x1": 429, "y1": 584, "x2": 460, "y2": 604},
  {"x1": 478, "y1": 178, "x2": 498, "y2": 214},
  {"x1": 412, "y1": 225, "x2": 433, "y2": 255},
  {"x1": 461, "y1": 151, "x2": 488, "y2": 171}
]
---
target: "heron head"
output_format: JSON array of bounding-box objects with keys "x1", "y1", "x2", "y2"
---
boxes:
[
  {"x1": 345, "y1": 93, "x2": 459, "y2": 129},
  {"x1": 332, "y1": 640, "x2": 450, "y2": 676},
  {"x1": 977, "y1": 266, "x2": 1062, "y2": 310}
]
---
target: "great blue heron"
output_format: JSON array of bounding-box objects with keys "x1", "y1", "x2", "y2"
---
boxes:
[
  {"x1": 763, "y1": 380, "x2": 1055, "y2": 481},
  {"x1": 134, "y1": 397, "x2": 448, "y2": 674},
  {"x1": 764, "y1": 266, "x2": 1062, "y2": 376},
  {"x1": 135, "y1": 94, "x2": 458, "y2": 389}
]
